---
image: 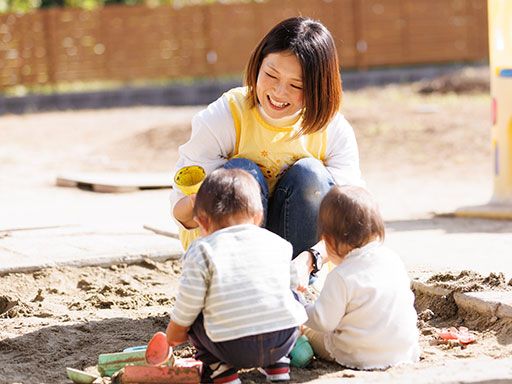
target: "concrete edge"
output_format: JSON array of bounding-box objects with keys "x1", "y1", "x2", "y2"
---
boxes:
[
  {"x1": 0, "y1": 250, "x2": 183, "y2": 276},
  {"x1": 411, "y1": 280, "x2": 452, "y2": 297},
  {"x1": 411, "y1": 280, "x2": 512, "y2": 320}
]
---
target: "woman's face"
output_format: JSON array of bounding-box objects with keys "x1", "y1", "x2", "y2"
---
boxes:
[{"x1": 256, "y1": 51, "x2": 304, "y2": 119}]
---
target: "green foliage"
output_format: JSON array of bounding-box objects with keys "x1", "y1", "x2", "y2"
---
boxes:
[
  {"x1": 63, "y1": 0, "x2": 102, "y2": 10},
  {"x1": 0, "y1": 0, "x2": 41, "y2": 13},
  {"x1": 0, "y1": 0, "x2": 263, "y2": 13}
]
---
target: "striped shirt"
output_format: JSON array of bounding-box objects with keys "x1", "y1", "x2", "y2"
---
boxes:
[{"x1": 171, "y1": 224, "x2": 307, "y2": 342}]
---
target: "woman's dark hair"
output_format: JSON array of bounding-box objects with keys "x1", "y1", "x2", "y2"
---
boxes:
[
  {"x1": 193, "y1": 168, "x2": 263, "y2": 227},
  {"x1": 245, "y1": 16, "x2": 342, "y2": 136},
  {"x1": 318, "y1": 186, "x2": 385, "y2": 253}
]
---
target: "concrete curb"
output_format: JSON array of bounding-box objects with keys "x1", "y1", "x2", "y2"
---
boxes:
[
  {"x1": 411, "y1": 280, "x2": 512, "y2": 320},
  {"x1": 0, "y1": 224, "x2": 184, "y2": 275},
  {"x1": 0, "y1": 250, "x2": 183, "y2": 275}
]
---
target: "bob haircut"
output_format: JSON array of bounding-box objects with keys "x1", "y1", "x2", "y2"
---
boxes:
[
  {"x1": 193, "y1": 168, "x2": 263, "y2": 227},
  {"x1": 318, "y1": 186, "x2": 385, "y2": 253},
  {"x1": 244, "y1": 16, "x2": 342, "y2": 136}
]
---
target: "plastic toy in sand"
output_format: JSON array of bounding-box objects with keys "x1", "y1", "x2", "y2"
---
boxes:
[
  {"x1": 437, "y1": 326, "x2": 476, "y2": 346},
  {"x1": 145, "y1": 331, "x2": 174, "y2": 366},
  {"x1": 290, "y1": 335, "x2": 315, "y2": 368}
]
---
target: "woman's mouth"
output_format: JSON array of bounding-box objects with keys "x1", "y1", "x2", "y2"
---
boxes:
[{"x1": 267, "y1": 95, "x2": 290, "y2": 110}]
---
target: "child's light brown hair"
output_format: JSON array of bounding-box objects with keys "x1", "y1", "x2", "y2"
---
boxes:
[
  {"x1": 318, "y1": 186, "x2": 385, "y2": 253},
  {"x1": 193, "y1": 168, "x2": 263, "y2": 228}
]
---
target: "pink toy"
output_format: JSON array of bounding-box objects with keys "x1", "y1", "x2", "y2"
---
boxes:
[
  {"x1": 145, "y1": 332, "x2": 173, "y2": 366},
  {"x1": 119, "y1": 358, "x2": 202, "y2": 383},
  {"x1": 437, "y1": 326, "x2": 476, "y2": 345}
]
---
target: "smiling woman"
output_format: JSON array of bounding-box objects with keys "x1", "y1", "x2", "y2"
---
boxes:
[
  {"x1": 255, "y1": 52, "x2": 304, "y2": 119},
  {"x1": 171, "y1": 16, "x2": 363, "y2": 262}
]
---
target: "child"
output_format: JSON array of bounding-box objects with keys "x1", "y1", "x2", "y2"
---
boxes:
[
  {"x1": 166, "y1": 168, "x2": 307, "y2": 384},
  {"x1": 172, "y1": 16, "x2": 363, "y2": 258},
  {"x1": 302, "y1": 186, "x2": 420, "y2": 369}
]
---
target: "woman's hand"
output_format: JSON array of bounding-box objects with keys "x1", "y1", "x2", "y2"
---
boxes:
[
  {"x1": 291, "y1": 241, "x2": 328, "y2": 291},
  {"x1": 291, "y1": 250, "x2": 314, "y2": 292},
  {"x1": 173, "y1": 195, "x2": 198, "y2": 229}
]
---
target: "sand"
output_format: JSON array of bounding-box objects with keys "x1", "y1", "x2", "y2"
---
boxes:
[{"x1": 1, "y1": 67, "x2": 512, "y2": 383}]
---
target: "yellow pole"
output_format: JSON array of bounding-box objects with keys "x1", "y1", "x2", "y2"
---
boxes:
[
  {"x1": 455, "y1": 0, "x2": 512, "y2": 219},
  {"x1": 489, "y1": 0, "x2": 512, "y2": 203}
]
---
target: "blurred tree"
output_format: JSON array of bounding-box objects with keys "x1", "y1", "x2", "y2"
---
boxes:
[
  {"x1": 0, "y1": 0, "x2": 263, "y2": 12},
  {"x1": 64, "y1": 0, "x2": 103, "y2": 10},
  {"x1": 0, "y1": 0, "x2": 41, "y2": 13}
]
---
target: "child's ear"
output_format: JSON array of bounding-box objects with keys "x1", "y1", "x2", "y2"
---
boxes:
[
  {"x1": 252, "y1": 211, "x2": 264, "y2": 226},
  {"x1": 194, "y1": 214, "x2": 211, "y2": 235}
]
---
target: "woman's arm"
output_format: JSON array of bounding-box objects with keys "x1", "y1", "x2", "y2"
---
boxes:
[
  {"x1": 291, "y1": 241, "x2": 327, "y2": 290},
  {"x1": 324, "y1": 114, "x2": 364, "y2": 186},
  {"x1": 170, "y1": 94, "x2": 236, "y2": 224},
  {"x1": 173, "y1": 195, "x2": 198, "y2": 229}
]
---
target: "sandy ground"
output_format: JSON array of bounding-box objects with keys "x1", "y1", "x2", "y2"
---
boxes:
[{"x1": 2, "y1": 67, "x2": 512, "y2": 383}]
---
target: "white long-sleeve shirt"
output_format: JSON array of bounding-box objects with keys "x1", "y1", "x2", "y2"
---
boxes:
[
  {"x1": 170, "y1": 87, "x2": 363, "y2": 211},
  {"x1": 305, "y1": 242, "x2": 421, "y2": 369}
]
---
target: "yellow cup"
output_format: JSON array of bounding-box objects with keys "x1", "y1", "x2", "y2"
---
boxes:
[{"x1": 174, "y1": 165, "x2": 206, "y2": 195}]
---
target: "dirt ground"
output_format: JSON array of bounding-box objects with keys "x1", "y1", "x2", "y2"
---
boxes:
[{"x1": 2, "y1": 66, "x2": 512, "y2": 383}]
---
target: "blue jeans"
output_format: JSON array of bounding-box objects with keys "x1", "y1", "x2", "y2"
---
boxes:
[
  {"x1": 188, "y1": 314, "x2": 298, "y2": 369},
  {"x1": 223, "y1": 157, "x2": 334, "y2": 258}
]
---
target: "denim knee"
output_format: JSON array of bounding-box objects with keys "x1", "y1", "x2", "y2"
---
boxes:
[
  {"x1": 223, "y1": 158, "x2": 269, "y2": 197},
  {"x1": 223, "y1": 158, "x2": 269, "y2": 224},
  {"x1": 279, "y1": 157, "x2": 334, "y2": 196}
]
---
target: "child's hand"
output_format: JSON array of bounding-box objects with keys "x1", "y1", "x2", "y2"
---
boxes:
[{"x1": 166, "y1": 321, "x2": 190, "y2": 347}]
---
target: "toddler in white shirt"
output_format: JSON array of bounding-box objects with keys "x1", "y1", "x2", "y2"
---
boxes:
[{"x1": 302, "y1": 185, "x2": 421, "y2": 369}]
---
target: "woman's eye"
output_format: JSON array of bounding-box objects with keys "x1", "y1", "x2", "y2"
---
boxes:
[
  {"x1": 291, "y1": 84, "x2": 302, "y2": 90},
  {"x1": 265, "y1": 72, "x2": 277, "y2": 79}
]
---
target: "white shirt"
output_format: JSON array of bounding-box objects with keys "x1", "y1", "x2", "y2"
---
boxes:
[
  {"x1": 305, "y1": 242, "x2": 421, "y2": 369},
  {"x1": 170, "y1": 88, "x2": 363, "y2": 210}
]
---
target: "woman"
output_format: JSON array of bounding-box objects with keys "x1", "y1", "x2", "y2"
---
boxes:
[{"x1": 172, "y1": 16, "x2": 362, "y2": 273}]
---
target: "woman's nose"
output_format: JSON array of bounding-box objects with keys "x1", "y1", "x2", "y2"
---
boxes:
[{"x1": 273, "y1": 82, "x2": 287, "y2": 97}]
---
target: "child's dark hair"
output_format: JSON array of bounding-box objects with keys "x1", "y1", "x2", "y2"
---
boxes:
[
  {"x1": 318, "y1": 186, "x2": 385, "y2": 253},
  {"x1": 245, "y1": 16, "x2": 342, "y2": 136},
  {"x1": 193, "y1": 168, "x2": 263, "y2": 227}
]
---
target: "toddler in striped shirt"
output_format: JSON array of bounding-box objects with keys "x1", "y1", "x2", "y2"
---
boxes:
[{"x1": 166, "y1": 168, "x2": 307, "y2": 383}]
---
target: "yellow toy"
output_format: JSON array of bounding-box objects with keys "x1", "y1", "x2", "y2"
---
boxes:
[
  {"x1": 174, "y1": 165, "x2": 206, "y2": 196},
  {"x1": 173, "y1": 165, "x2": 205, "y2": 251},
  {"x1": 457, "y1": 0, "x2": 512, "y2": 218}
]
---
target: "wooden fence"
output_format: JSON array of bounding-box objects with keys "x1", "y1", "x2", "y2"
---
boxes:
[{"x1": 0, "y1": 0, "x2": 489, "y2": 90}]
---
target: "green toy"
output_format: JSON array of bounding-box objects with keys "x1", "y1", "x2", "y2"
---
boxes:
[
  {"x1": 290, "y1": 335, "x2": 314, "y2": 368},
  {"x1": 97, "y1": 349, "x2": 147, "y2": 377}
]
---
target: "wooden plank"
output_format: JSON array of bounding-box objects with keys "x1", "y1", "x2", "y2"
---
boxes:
[
  {"x1": 0, "y1": 224, "x2": 76, "y2": 233},
  {"x1": 143, "y1": 222, "x2": 179, "y2": 239},
  {"x1": 55, "y1": 172, "x2": 172, "y2": 193}
]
